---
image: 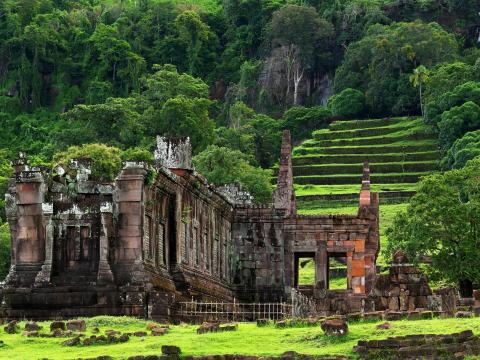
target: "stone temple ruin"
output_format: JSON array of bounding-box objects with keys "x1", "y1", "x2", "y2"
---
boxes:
[{"x1": 0, "y1": 131, "x2": 380, "y2": 320}]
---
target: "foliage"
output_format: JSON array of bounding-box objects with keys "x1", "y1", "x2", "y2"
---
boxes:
[
  {"x1": 386, "y1": 158, "x2": 480, "y2": 288},
  {"x1": 424, "y1": 62, "x2": 477, "y2": 105},
  {"x1": 193, "y1": 145, "x2": 273, "y2": 203},
  {"x1": 0, "y1": 221, "x2": 10, "y2": 280},
  {"x1": 327, "y1": 88, "x2": 365, "y2": 119},
  {"x1": 334, "y1": 21, "x2": 459, "y2": 116},
  {"x1": 438, "y1": 101, "x2": 480, "y2": 150},
  {"x1": 53, "y1": 144, "x2": 123, "y2": 182},
  {"x1": 282, "y1": 106, "x2": 331, "y2": 141},
  {"x1": 442, "y1": 130, "x2": 480, "y2": 170},
  {"x1": 425, "y1": 81, "x2": 480, "y2": 126},
  {"x1": 249, "y1": 114, "x2": 283, "y2": 168}
]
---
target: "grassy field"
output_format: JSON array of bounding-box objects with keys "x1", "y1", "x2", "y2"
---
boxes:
[{"x1": 2, "y1": 317, "x2": 480, "y2": 359}]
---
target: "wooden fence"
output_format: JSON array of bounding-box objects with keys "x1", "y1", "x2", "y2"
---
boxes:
[{"x1": 177, "y1": 299, "x2": 292, "y2": 323}]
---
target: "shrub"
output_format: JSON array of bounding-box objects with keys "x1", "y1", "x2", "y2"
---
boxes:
[
  {"x1": 327, "y1": 88, "x2": 365, "y2": 119},
  {"x1": 53, "y1": 144, "x2": 123, "y2": 182},
  {"x1": 283, "y1": 106, "x2": 331, "y2": 141},
  {"x1": 442, "y1": 130, "x2": 480, "y2": 169},
  {"x1": 438, "y1": 101, "x2": 480, "y2": 150}
]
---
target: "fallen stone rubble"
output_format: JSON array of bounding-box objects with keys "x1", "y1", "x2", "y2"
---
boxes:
[{"x1": 354, "y1": 330, "x2": 480, "y2": 359}]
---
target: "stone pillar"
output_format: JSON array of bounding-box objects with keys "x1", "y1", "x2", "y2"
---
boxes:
[
  {"x1": 315, "y1": 243, "x2": 328, "y2": 289},
  {"x1": 6, "y1": 169, "x2": 46, "y2": 286},
  {"x1": 273, "y1": 130, "x2": 296, "y2": 217},
  {"x1": 34, "y1": 203, "x2": 54, "y2": 286},
  {"x1": 114, "y1": 161, "x2": 148, "y2": 285},
  {"x1": 97, "y1": 202, "x2": 114, "y2": 285}
]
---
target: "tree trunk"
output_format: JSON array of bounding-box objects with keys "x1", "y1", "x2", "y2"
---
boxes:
[
  {"x1": 459, "y1": 279, "x2": 473, "y2": 298},
  {"x1": 293, "y1": 65, "x2": 304, "y2": 106},
  {"x1": 419, "y1": 83, "x2": 424, "y2": 118}
]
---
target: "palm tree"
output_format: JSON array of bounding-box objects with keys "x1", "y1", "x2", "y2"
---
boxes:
[{"x1": 410, "y1": 65, "x2": 430, "y2": 119}]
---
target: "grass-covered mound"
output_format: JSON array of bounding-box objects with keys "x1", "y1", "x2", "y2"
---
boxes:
[{"x1": 1, "y1": 316, "x2": 480, "y2": 359}]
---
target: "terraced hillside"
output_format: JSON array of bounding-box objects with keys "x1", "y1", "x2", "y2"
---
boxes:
[
  {"x1": 292, "y1": 117, "x2": 439, "y2": 212},
  {"x1": 288, "y1": 117, "x2": 440, "y2": 264}
]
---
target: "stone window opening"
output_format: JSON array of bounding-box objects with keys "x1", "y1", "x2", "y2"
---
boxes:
[
  {"x1": 294, "y1": 252, "x2": 316, "y2": 289},
  {"x1": 328, "y1": 253, "x2": 348, "y2": 290}
]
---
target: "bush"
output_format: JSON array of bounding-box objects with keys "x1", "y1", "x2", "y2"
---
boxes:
[
  {"x1": 282, "y1": 106, "x2": 331, "y2": 141},
  {"x1": 53, "y1": 144, "x2": 123, "y2": 182},
  {"x1": 442, "y1": 130, "x2": 480, "y2": 169},
  {"x1": 425, "y1": 81, "x2": 480, "y2": 126},
  {"x1": 438, "y1": 101, "x2": 480, "y2": 150},
  {"x1": 327, "y1": 88, "x2": 365, "y2": 119},
  {"x1": 193, "y1": 145, "x2": 273, "y2": 204}
]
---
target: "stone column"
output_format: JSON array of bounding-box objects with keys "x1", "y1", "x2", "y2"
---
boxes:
[
  {"x1": 8, "y1": 170, "x2": 46, "y2": 286},
  {"x1": 97, "y1": 202, "x2": 114, "y2": 285},
  {"x1": 315, "y1": 243, "x2": 328, "y2": 289},
  {"x1": 34, "y1": 203, "x2": 54, "y2": 285},
  {"x1": 114, "y1": 161, "x2": 148, "y2": 285}
]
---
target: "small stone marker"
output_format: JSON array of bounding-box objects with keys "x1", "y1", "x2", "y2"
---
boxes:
[
  {"x1": 24, "y1": 321, "x2": 41, "y2": 331},
  {"x1": 50, "y1": 321, "x2": 66, "y2": 331},
  {"x1": 66, "y1": 319, "x2": 86, "y2": 332},
  {"x1": 320, "y1": 319, "x2": 349, "y2": 336},
  {"x1": 161, "y1": 345, "x2": 181, "y2": 355},
  {"x1": 4, "y1": 320, "x2": 18, "y2": 334}
]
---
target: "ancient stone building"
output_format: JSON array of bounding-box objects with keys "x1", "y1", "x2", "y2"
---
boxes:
[{"x1": 0, "y1": 131, "x2": 379, "y2": 320}]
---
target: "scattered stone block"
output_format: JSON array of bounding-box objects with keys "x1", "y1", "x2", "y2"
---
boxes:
[
  {"x1": 22, "y1": 330, "x2": 38, "y2": 337},
  {"x1": 363, "y1": 311, "x2": 384, "y2": 321},
  {"x1": 456, "y1": 311, "x2": 473, "y2": 318},
  {"x1": 376, "y1": 322, "x2": 391, "y2": 330},
  {"x1": 320, "y1": 319, "x2": 348, "y2": 336},
  {"x1": 4, "y1": 320, "x2": 18, "y2": 334},
  {"x1": 24, "y1": 321, "x2": 41, "y2": 331},
  {"x1": 384, "y1": 311, "x2": 405, "y2": 321},
  {"x1": 151, "y1": 327, "x2": 168, "y2": 336},
  {"x1": 105, "y1": 329, "x2": 120, "y2": 336},
  {"x1": 66, "y1": 319, "x2": 86, "y2": 332},
  {"x1": 134, "y1": 331, "x2": 147, "y2": 337},
  {"x1": 197, "y1": 322, "x2": 220, "y2": 334},
  {"x1": 50, "y1": 321, "x2": 66, "y2": 331},
  {"x1": 62, "y1": 336, "x2": 81, "y2": 346},
  {"x1": 162, "y1": 345, "x2": 181, "y2": 355}
]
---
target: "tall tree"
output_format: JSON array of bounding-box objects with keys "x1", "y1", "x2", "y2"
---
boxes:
[
  {"x1": 410, "y1": 65, "x2": 430, "y2": 119},
  {"x1": 266, "y1": 5, "x2": 333, "y2": 107}
]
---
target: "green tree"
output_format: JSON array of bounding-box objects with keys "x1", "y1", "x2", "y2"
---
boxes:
[
  {"x1": 193, "y1": 145, "x2": 273, "y2": 204},
  {"x1": 438, "y1": 101, "x2": 480, "y2": 150},
  {"x1": 267, "y1": 5, "x2": 333, "y2": 106},
  {"x1": 425, "y1": 81, "x2": 480, "y2": 126},
  {"x1": 424, "y1": 62, "x2": 476, "y2": 105},
  {"x1": 327, "y1": 88, "x2": 365, "y2": 119},
  {"x1": 174, "y1": 11, "x2": 211, "y2": 75},
  {"x1": 282, "y1": 106, "x2": 331, "y2": 141},
  {"x1": 335, "y1": 21, "x2": 459, "y2": 116},
  {"x1": 410, "y1": 65, "x2": 430, "y2": 119},
  {"x1": 442, "y1": 130, "x2": 480, "y2": 170},
  {"x1": 386, "y1": 158, "x2": 480, "y2": 296},
  {"x1": 249, "y1": 114, "x2": 283, "y2": 168}
]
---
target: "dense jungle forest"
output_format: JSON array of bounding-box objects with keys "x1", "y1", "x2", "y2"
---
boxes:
[{"x1": 0, "y1": 0, "x2": 480, "y2": 286}]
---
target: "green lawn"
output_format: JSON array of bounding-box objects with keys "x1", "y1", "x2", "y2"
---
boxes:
[
  {"x1": 2, "y1": 317, "x2": 480, "y2": 359},
  {"x1": 294, "y1": 183, "x2": 418, "y2": 197}
]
